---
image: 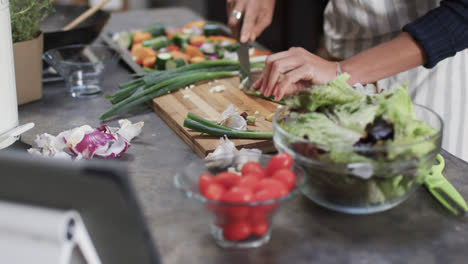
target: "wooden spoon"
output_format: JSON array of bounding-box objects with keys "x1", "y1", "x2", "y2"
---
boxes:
[{"x1": 62, "y1": 0, "x2": 111, "y2": 31}]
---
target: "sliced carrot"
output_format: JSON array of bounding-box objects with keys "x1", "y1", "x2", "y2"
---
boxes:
[
  {"x1": 166, "y1": 27, "x2": 182, "y2": 40},
  {"x1": 133, "y1": 31, "x2": 152, "y2": 45},
  {"x1": 208, "y1": 35, "x2": 236, "y2": 44},
  {"x1": 251, "y1": 49, "x2": 271, "y2": 57},
  {"x1": 190, "y1": 35, "x2": 207, "y2": 45},
  {"x1": 143, "y1": 47, "x2": 157, "y2": 58},
  {"x1": 183, "y1": 20, "x2": 206, "y2": 30},
  {"x1": 171, "y1": 50, "x2": 190, "y2": 63},
  {"x1": 131, "y1": 43, "x2": 143, "y2": 52},
  {"x1": 130, "y1": 44, "x2": 144, "y2": 59},
  {"x1": 190, "y1": 56, "x2": 206, "y2": 64},
  {"x1": 217, "y1": 36, "x2": 237, "y2": 43},
  {"x1": 131, "y1": 44, "x2": 157, "y2": 62},
  {"x1": 184, "y1": 44, "x2": 204, "y2": 58},
  {"x1": 143, "y1": 56, "x2": 157, "y2": 68}
]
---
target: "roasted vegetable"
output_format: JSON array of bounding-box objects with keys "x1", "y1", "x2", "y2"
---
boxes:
[
  {"x1": 184, "y1": 44, "x2": 204, "y2": 58},
  {"x1": 143, "y1": 56, "x2": 157, "y2": 68},
  {"x1": 224, "y1": 42, "x2": 240, "y2": 52},
  {"x1": 142, "y1": 36, "x2": 169, "y2": 50},
  {"x1": 190, "y1": 35, "x2": 207, "y2": 45},
  {"x1": 117, "y1": 32, "x2": 133, "y2": 50},
  {"x1": 156, "y1": 52, "x2": 173, "y2": 70},
  {"x1": 203, "y1": 23, "x2": 219, "y2": 36},
  {"x1": 132, "y1": 31, "x2": 152, "y2": 45},
  {"x1": 173, "y1": 34, "x2": 190, "y2": 48},
  {"x1": 165, "y1": 58, "x2": 186, "y2": 70},
  {"x1": 146, "y1": 24, "x2": 166, "y2": 37}
]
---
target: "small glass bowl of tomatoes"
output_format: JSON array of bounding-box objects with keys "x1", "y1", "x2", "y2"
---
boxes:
[{"x1": 174, "y1": 152, "x2": 306, "y2": 249}]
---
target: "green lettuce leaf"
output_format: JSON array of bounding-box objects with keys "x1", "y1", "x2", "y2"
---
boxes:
[
  {"x1": 286, "y1": 73, "x2": 361, "y2": 112},
  {"x1": 375, "y1": 84, "x2": 437, "y2": 159},
  {"x1": 333, "y1": 99, "x2": 379, "y2": 134},
  {"x1": 281, "y1": 112, "x2": 362, "y2": 147},
  {"x1": 376, "y1": 83, "x2": 415, "y2": 125}
]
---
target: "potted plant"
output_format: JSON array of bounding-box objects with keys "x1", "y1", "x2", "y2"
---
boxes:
[{"x1": 10, "y1": 0, "x2": 54, "y2": 105}]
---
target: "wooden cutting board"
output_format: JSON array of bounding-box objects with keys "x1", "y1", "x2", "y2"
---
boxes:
[{"x1": 150, "y1": 76, "x2": 280, "y2": 157}]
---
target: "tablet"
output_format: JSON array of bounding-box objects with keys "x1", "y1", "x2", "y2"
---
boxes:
[{"x1": 0, "y1": 150, "x2": 161, "y2": 264}]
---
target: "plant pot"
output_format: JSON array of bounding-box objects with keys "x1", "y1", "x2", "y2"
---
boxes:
[{"x1": 13, "y1": 32, "x2": 43, "y2": 105}]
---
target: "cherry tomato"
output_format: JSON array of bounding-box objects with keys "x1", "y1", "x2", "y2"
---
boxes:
[
  {"x1": 253, "y1": 179, "x2": 287, "y2": 213},
  {"x1": 221, "y1": 187, "x2": 253, "y2": 220},
  {"x1": 235, "y1": 174, "x2": 260, "y2": 190},
  {"x1": 222, "y1": 187, "x2": 254, "y2": 203},
  {"x1": 252, "y1": 220, "x2": 269, "y2": 236},
  {"x1": 272, "y1": 169, "x2": 296, "y2": 191},
  {"x1": 254, "y1": 178, "x2": 289, "y2": 198},
  {"x1": 214, "y1": 172, "x2": 241, "y2": 189},
  {"x1": 223, "y1": 221, "x2": 252, "y2": 241},
  {"x1": 241, "y1": 161, "x2": 266, "y2": 179},
  {"x1": 265, "y1": 152, "x2": 293, "y2": 177},
  {"x1": 199, "y1": 173, "x2": 214, "y2": 195},
  {"x1": 167, "y1": 45, "x2": 180, "y2": 51},
  {"x1": 191, "y1": 42, "x2": 203, "y2": 48},
  {"x1": 203, "y1": 183, "x2": 225, "y2": 201},
  {"x1": 255, "y1": 189, "x2": 279, "y2": 201},
  {"x1": 249, "y1": 209, "x2": 268, "y2": 224}
]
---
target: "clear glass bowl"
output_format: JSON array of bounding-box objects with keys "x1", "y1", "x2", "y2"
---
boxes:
[
  {"x1": 273, "y1": 104, "x2": 443, "y2": 214},
  {"x1": 174, "y1": 153, "x2": 306, "y2": 249},
  {"x1": 43, "y1": 44, "x2": 119, "y2": 98}
]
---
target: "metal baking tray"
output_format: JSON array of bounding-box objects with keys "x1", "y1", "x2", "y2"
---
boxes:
[{"x1": 101, "y1": 21, "x2": 266, "y2": 75}]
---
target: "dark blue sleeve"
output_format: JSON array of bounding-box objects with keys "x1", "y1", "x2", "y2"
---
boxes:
[{"x1": 402, "y1": 0, "x2": 468, "y2": 68}]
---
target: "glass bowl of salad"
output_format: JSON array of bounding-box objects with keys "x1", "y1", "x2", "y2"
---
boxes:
[
  {"x1": 174, "y1": 152, "x2": 306, "y2": 249},
  {"x1": 273, "y1": 74, "x2": 443, "y2": 214}
]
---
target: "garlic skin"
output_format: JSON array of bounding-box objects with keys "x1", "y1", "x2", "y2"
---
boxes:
[
  {"x1": 205, "y1": 136, "x2": 262, "y2": 170},
  {"x1": 28, "y1": 119, "x2": 144, "y2": 160},
  {"x1": 219, "y1": 104, "x2": 247, "y2": 131},
  {"x1": 206, "y1": 135, "x2": 237, "y2": 168}
]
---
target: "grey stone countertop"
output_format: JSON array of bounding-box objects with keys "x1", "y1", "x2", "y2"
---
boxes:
[{"x1": 17, "y1": 7, "x2": 468, "y2": 264}]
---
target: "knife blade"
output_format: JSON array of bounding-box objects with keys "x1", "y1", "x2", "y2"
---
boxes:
[
  {"x1": 235, "y1": 14, "x2": 251, "y2": 90},
  {"x1": 237, "y1": 42, "x2": 251, "y2": 89}
]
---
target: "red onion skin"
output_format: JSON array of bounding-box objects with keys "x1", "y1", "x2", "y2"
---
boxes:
[{"x1": 65, "y1": 125, "x2": 130, "y2": 159}]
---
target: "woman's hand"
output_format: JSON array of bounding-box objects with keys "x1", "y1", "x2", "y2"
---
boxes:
[
  {"x1": 226, "y1": 0, "x2": 275, "y2": 43},
  {"x1": 253, "y1": 47, "x2": 337, "y2": 100}
]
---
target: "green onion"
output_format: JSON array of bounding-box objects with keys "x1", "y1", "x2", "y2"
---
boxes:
[
  {"x1": 110, "y1": 87, "x2": 144, "y2": 105},
  {"x1": 118, "y1": 78, "x2": 143, "y2": 89},
  {"x1": 101, "y1": 81, "x2": 189, "y2": 121},
  {"x1": 100, "y1": 71, "x2": 237, "y2": 120},
  {"x1": 143, "y1": 59, "x2": 239, "y2": 85},
  {"x1": 186, "y1": 112, "x2": 238, "y2": 131},
  {"x1": 108, "y1": 81, "x2": 142, "y2": 99},
  {"x1": 183, "y1": 119, "x2": 272, "y2": 139},
  {"x1": 244, "y1": 90, "x2": 286, "y2": 105},
  {"x1": 142, "y1": 65, "x2": 239, "y2": 87},
  {"x1": 143, "y1": 67, "x2": 158, "y2": 73},
  {"x1": 101, "y1": 59, "x2": 270, "y2": 120}
]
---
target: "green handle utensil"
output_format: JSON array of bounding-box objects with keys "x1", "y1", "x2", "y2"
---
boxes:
[{"x1": 424, "y1": 154, "x2": 468, "y2": 215}]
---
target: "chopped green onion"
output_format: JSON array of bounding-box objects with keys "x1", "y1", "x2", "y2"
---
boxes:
[{"x1": 183, "y1": 119, "x2": 272, "y2": 139}]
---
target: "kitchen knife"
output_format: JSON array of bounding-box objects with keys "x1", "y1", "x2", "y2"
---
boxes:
[{"x1": 235, "y1": 14, "x2": 251, "y2": 89}]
